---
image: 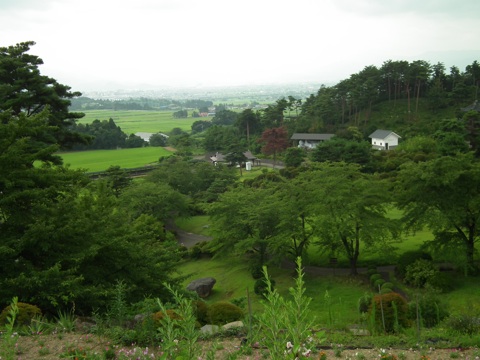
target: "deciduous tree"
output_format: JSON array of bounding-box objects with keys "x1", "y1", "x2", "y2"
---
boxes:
[
  {"x1": 257, "y1": 126, "x2": 289, "y2": 167},
  {"x1": 301, "y1": 163, "x2": 398, "y2": 275},
  {"x1": 395, "y1": 153, "x2": 480, "y2": 274}
]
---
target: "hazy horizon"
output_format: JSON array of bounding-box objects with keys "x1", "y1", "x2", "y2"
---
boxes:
[{"x1": 1, "y1": 0, "x2": 479, "y2": 93}]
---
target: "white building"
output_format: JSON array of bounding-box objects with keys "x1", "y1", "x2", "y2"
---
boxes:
[{"x1": 368, "y1": 130, "x2": 401, "y2": 150}]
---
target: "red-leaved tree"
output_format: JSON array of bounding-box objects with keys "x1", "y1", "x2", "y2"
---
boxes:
[{"x1": 258, "y1": 126, "x2": 289, "y2": 167}]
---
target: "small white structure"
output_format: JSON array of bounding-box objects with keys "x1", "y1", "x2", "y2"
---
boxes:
[
  {"x1": 290, "y1": 133, "x2": 335, "y2": 149},
  {"x1": 245, "y1": 161, "x2": 252, "y2": 171},
  {"x1": 134, "y1": 132, "x2": 169, "y2": 142},
  {"x1": 368, "y1": 130, "x2": 401, "y2": 150}
]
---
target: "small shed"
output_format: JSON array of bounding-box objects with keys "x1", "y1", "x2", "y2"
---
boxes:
[
  {"x1": 290, "y1": 133, "x2": 335, "y2": 149},
  {"x1": 368, "y1": 130, "x2": 401, "y2": 150}
]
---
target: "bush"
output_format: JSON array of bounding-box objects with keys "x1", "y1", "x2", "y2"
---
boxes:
[
  {"x1": 0, "y1": 302, "x2": 42, "y2": 327},
  {"x1": 188, "y1": 241, "x2": 213, "y2": 259},
  {"x1": 374, "y1": 278, "x2": 386, "y2": 290},
  {"x1": 446, "y1": 313, "x2": 480, "y2": 335},
  {"x1": 151, "y1": 309, "x2": 182, "y2": 327},
  {"x1": 380, "y1": 287, "x2": 393, "y2": 294},
  {"x1": 407, "y1": 293, "x2": 449, "y2": 328},
  {"x1": 367, "y1": 265, "x2": 378, "y2": 278},
  {"x1": 193, "y1": 300, "x2": 209, "y2": 325},
  {"x1": 395, "y1": 250, "x2": 432, "y2": 278},
  {"x1": 382, "y1": 282, "x2": 394, "y2": 289},
  {"x1": 427, "y1": 271, "x2": 455, "y2": 292},
  {"x1": 207, "y1": 301, "x2": 243, "y2": 325},
  {"x1": 369, "y1": 292, "x2": 409, "y2": 333},
  {"x1": 370, "y1": 273, "x2": 382, "y2": 286},
  {"x1": 404, "y1": 259, "x2": 438, "y2": 288},
  {"x1": 358, "y1": 293, "x2": 372, "y2": 314}
]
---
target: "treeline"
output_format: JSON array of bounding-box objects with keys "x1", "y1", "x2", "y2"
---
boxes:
[
  {"x1": 180, "y1": 59, "x2": 480, "y2": 156},
  {"x1": 69, "y1": 118, "x2": 147, "y2": 150},
  {"x1": 70, "y1": 97, "x2": 213, "y2": 111},
  {"x1": 298, "y1": 59, "x2": 480, "y2": 134}
]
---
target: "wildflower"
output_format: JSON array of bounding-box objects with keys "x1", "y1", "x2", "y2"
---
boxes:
[
  {"x1": 286, "y1": 341, "x2": 293, "y2": 349},
  {"x1": 302, "y1": 348, "x2": 311, "y2": 357}
]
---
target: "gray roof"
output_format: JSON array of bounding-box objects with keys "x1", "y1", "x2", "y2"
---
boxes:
[
  {"x1": 209, "y1": 150, "x2": 257, "y2": 162},
  {"x1": 368, "y1": 130, "x2": 401, "y2": 139},
  {"x1": 461, "y1": 100, "x2": 480, "y2": 112},
  {"x1": 291, "y1": 133, "x2": 335, "y2": 141}
]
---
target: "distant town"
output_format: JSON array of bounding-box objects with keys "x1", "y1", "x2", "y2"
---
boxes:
[{"x1": 82, "y1": 82, "x2": 326, "y2": 102}]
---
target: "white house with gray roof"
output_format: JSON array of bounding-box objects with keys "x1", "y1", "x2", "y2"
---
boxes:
[
  {"x1": 290, "y1": 133, "x2": 335, "y2": 149},
  {"x1": 368, "y1": 130, "x2": 401, "y2": 150}
]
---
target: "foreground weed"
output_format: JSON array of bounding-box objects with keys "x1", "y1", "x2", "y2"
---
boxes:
[
  {"x1": 254, "y1": 257, "x2": 322, "y2": 359},
  {"x1": 156, "y1": 283, "x2": 200, "y2": 359},
  {"x1": 56, "y1": 309, "x2": 76, "y2": 332},
  {"x1": 0, "y1": 296, "x2": 19, "y2": 360}
]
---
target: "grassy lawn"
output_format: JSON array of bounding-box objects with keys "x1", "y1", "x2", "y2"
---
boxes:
[
  {"x1": 175, "y1": 216, "x2": 212, "y2": 236},
  {"x1": 176, "y1": 255, "x2": 367, "y2": 324},
  {"x1": 176, "y1": 212, "x2": 431, "y2": 268},
  {"x1": 79, "y1": 110, "x2": 207, "y2": 134},
  {"x1": 59, "y1": 147, "x2": 173, "y2": 172}
]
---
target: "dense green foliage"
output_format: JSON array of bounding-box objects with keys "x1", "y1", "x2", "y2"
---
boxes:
[
  {"x1": 2, "y1": 42, "x2": 480, "y2": 356},
  {"x1": 0, "y1": 43, "x2": 184, "y2": 315}
]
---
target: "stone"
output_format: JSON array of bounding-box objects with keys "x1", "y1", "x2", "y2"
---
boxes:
[
  {"x1": 200, "y1": 324, "x2": 219, "y2": 335},
  {"x1": 222, "y1": 320, "x2": 244, "y2": 330},
  {"x1": 186, "y1": 277, "x2": 216, "y2": 298}
]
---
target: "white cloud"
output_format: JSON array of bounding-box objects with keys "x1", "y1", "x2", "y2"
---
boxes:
[{"x1": 1, "y1": 0, "x2": 478, "y2": 91}]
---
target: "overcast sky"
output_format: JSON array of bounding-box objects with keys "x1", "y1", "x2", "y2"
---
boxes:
[{"x1": 1, "y1": 0, "x2": 479, "y2": 92}]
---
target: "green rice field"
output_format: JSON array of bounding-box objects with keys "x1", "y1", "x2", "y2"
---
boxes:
[
  {"x1": 60, "y1": 147, "x2": 174, "y2": 172},
  {"x1": 79, "y1": 110, "x2": 210, "y2": 134}
]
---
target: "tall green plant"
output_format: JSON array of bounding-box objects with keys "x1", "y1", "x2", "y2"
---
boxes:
[
  {"x1": 0, "y1": 297, "x2": 19, "y2": 360},
  {"x1": 254, "y1": 257, "x2": 323, "y2": 358},
  {"x1": 156, "y1": 284, "x2": 200, "y2": 360}
]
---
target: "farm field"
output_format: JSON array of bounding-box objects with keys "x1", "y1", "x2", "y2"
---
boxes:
[
  {"x1": 79, "y1": 110, "x2": 209, "y2": 134},
  {"x1": 59, "y1": 147, "x2": 173, "y2": 172}
]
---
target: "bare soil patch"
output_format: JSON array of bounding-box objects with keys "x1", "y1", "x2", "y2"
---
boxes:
[{"x1": 4, "y1": 333, "x2": 478, "y2": 359}]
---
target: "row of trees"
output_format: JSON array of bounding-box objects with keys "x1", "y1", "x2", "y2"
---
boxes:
[
  {"x1": 183, "y1": 60, "x2": 479, "y2": 157},
  {"x1": 208, "y1": 149, "x2": 480, "y2": 276},
  {"x1": 70, "y1": 96, "x2": 213, "y2": 112},
  {"x1": 70, "y1": 118, "x2": 148, "y2": 150}
]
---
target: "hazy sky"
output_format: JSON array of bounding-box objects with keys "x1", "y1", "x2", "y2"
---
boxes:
[{"x1": 1, "y1": 0, "x2": 479, "y2": 92}]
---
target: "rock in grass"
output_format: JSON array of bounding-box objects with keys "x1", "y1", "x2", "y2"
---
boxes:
[{"x1": 186, "y1": 277, "x2": 216, "y2": 298}]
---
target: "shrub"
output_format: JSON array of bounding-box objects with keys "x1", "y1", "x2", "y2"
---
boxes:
[
  {"x1": 369, "y1": 292, "x2": 409, "y2": 333},
  {"x1": 407, "y1": 293, "x2": 449, "y2": 328},
  {"x1": 374, "y1": 278, "x2": 386, "y2": 289},
  {"x1": 404, "y1": 259, "x2": 438, "y2": 288},
  {"x1": 367, "y1": 265, "x2": 378, "y2": 277},
  {"x1": 207, "y1": 301, "x2": 243, "y2": 325},
  {"x1": 382, "y1": 282, "x2": 394, "y2": 289},
  {"x1": 193, "y1": 300, "x2": 209, "y2": 325},
  {"x1": 380, "y1": 287, "x2": 393, "y2": 294},
  {"x1": 427, "y1": 272, "x2": 455, "y2": 292},
  {"x1": 151, "y1": 309, "x2": 182, "y2": 327},
  {"x1": 0, "y1": 302, "x2": 41, "y2": 326},
  {"x1": 370, "y1": 273, "x2": 382, "y2": 286},
  {"x1": 446, "y1": 313, "x2": 480, "y2": 335},
  {"x1": 188, "y1": 241, "x2": 213, "y2": 259},
  {"x1": 358, "y1": 293, "x2": 372, "y2": 314},
  {"x1": 395, "y1": 250, "x2": 432, "y2": 278}
]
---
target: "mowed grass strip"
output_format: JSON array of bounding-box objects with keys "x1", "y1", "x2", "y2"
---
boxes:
[
  {"x1": 59, "y1": 147, "x2": 173, "y2": 172},
  {"x1": 79, "y1": 110, "x2": 210, "y2": 133}
]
